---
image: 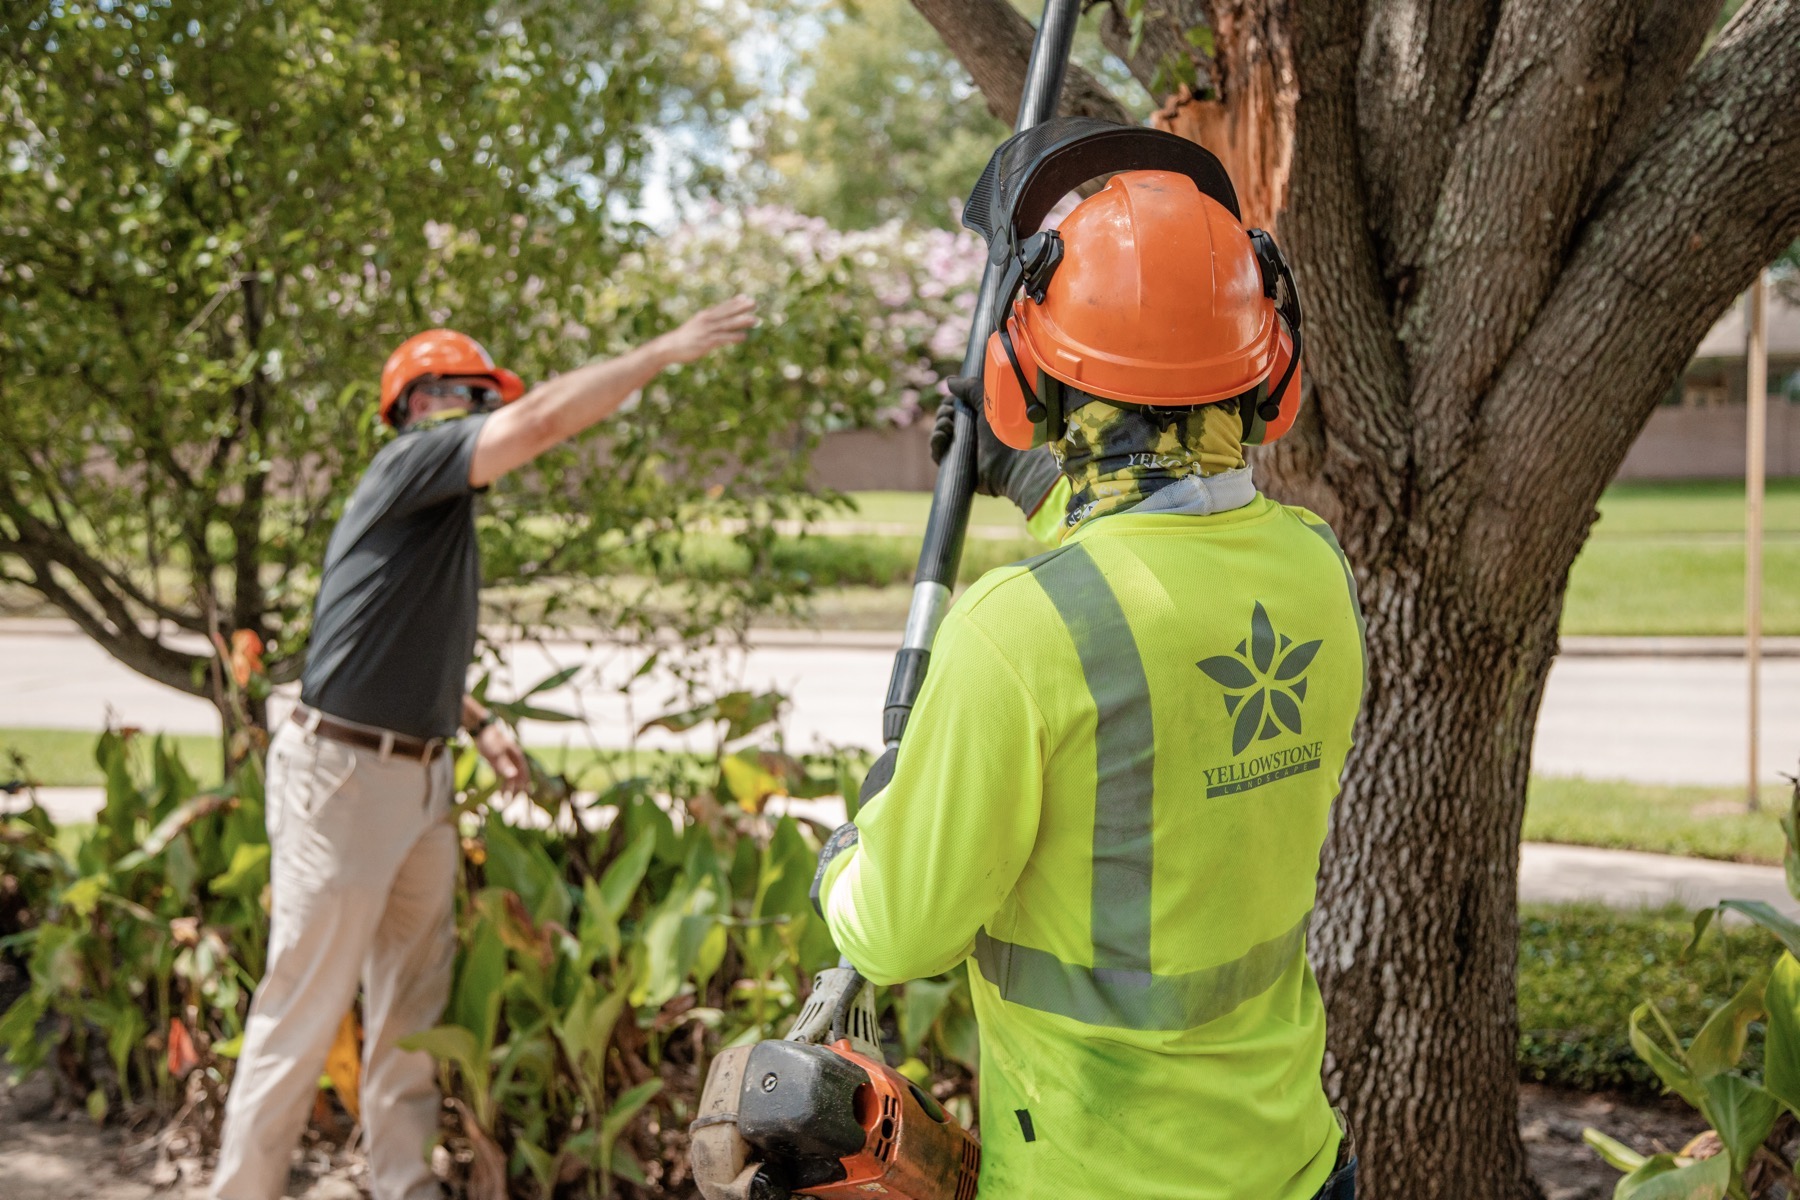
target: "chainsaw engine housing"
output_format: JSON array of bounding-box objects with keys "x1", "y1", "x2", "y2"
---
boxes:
[{"x1": 691, "y1": 1038, "x2": 980, "y2": 1200}]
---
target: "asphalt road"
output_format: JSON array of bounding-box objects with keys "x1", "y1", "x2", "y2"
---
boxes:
[{"x1": 3, "y1": 622, "x2": 1798, "y2": 785}]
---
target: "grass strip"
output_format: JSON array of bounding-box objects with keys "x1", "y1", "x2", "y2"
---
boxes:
[{"x1": 1523, "y1": 777, "x2": 1788, "y2": 865}]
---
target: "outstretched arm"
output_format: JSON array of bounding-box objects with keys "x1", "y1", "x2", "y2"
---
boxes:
[{"x1": 468, "y1": 296, "x2": 756, "y2": 487}]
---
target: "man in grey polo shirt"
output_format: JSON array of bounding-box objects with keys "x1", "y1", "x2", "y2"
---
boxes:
[{"x1": 213, "y1": 298, "x2": 755, "y2": 1200}]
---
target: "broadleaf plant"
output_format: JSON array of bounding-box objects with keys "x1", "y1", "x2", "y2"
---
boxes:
[{"x1": 1587, "y1": 773, "x2": 1800, "y2": 1198}]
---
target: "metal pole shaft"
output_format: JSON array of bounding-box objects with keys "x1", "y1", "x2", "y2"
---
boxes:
[
  {"x1": 1747, "y1": 271, "x2": 1769, "y2": 811},
  {"x1": 880, "y1": 0, "x2": 1085, "y2": 747}
]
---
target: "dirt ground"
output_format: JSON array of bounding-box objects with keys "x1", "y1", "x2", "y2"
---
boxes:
[
  {"x1": 0, "y1": 946, "x2": 1702, "y2": 1200},
  {"x1": 0, "y1": 1083, "x2": 1705, "y2": 1199}
]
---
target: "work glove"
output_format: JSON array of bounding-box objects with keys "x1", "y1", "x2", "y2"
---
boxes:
[{"x1": 932, "y1": 376, "x2": 1063, "y2": 520}]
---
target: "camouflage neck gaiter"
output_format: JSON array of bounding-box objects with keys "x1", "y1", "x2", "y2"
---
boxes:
[{"x1": 1053, "y1": 398, "x2": 1247, "y2": 532}]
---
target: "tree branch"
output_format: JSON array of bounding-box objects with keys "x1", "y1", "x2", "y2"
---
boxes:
[
  {"x1": 1587, "y1": 0, "x2": 1725, "y2": 200},
  {"x1": 1263, "y1": 0, "x2": 1410, "y2": 533},
  {"x1": 1355, "y1": 0, "x2": 1500, "y2": 293},
  {"x1": 1091, "y1": 0, "x2": 1213, "y2": 96},
  {"x1": 1401, "y1": 0, "x2": 1640, "y2": 469},
  {"x1": 1478, "y1": 0, "x2": 1800, "y2": 563},
  {"x1": 907, "y1": 0, "x2": 1136, "y2": 127},
  {"x1": 1, "y1": 517, "x2": 208, "y2": 698}
]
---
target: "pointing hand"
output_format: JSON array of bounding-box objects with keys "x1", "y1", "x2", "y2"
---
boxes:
[{"x1": 660, "y1": 296, "x2": 757, "y2": 365}]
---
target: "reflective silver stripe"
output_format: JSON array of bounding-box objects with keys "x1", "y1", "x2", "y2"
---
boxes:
[
  {"x1": 1028, "y1": 543, "x2": 1155, "y2": 973},
  {"x1": 973, "y1": 913, "x2": 1311, "y2": 1031}
]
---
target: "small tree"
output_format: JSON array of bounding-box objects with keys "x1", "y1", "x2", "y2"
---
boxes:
[
  {"x1": 0, "y1": 1, "x2": 898, "y2": 748},
  {"x1": 909, "y1": 1, "x2": 1800, "y2": 1197}
]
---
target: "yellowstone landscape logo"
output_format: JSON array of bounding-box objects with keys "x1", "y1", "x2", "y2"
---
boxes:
[{"x1": 1197, "y1": 602, "x2": 1325, "y2": 796}]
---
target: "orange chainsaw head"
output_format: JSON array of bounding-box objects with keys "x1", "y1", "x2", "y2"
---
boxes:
[
  {"x1": 379, "y1": 329, "x2": 526, "y2": 427},
  {"x1": 980, "y1": 169, "x2": 1304, "y2": 451}
]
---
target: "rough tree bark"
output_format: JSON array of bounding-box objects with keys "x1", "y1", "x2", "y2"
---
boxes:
[{"x1": 913, "y1": 1, "x2": 1800, "y2": 1197}]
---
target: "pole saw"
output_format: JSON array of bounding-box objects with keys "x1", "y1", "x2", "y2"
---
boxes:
[{"x1": 687, "y1": 4, "x2": 1084, "y2": 1198}]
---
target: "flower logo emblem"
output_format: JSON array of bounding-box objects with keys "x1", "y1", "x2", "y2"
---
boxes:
[{"x1": 1197, "y1": 602, "x2": 1323, "y2": 756}]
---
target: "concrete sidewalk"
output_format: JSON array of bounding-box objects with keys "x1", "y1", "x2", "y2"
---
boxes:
[
  {"x1": 8, "y1": 785, "x2": 1793, "y2": 915},
  {"x1": 7, "y1": 621, "x2": 1800, "y2": 784}
]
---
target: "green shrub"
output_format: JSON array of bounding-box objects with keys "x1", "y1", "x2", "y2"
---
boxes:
[
  {"x1": 1516, "y1": 904, "x2": 1778, "y2": 1093},
  {"x1": 0, "y1": 712, "x2": 975, "y2": 1196}
]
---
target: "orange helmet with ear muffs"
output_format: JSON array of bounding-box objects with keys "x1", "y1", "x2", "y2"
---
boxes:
[{"x1": 964, "y1": 118, "x2": 1305, "y2": 451}]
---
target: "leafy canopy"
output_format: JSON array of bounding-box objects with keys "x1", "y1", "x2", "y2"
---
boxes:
[{"x1": 0, "y1": 0, "x2": 895, "y2": 718}]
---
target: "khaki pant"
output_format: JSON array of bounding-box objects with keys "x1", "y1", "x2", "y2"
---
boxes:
[{"x1": 213, "y1": 718, "x2": 457, "y2": 1200}]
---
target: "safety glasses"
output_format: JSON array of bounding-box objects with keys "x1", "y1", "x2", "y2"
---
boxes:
[{"x1": 415, "y1": 381, "x2": 500, "y2": 411}]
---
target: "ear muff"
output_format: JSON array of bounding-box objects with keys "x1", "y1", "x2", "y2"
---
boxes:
[
  {"x1": 1241, "y1": 228, "x2": 1304, "y2": 446},
  {"x1": 983, "y1": 306, "x2": 1045, "y2": 451},
  {"x1": 1241, "y1": 321, "x2": 1303, "y2": 445}
]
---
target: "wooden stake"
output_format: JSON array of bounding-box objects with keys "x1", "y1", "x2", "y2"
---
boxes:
[{"x1": 1747, "y1": 271, "x2": 1769, "y2": 811}]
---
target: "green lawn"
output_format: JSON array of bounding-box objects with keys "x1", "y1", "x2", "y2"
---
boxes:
[
  {"x1": 833, "y1": 480, "x2": 1800, "y2": 636},
  {"x1": 1523, "y1": 777, "x2": 1789, "y2": 864},
  {"x1": 1584, "y1": 478, "x2": 1800, "y2": 536},
  {"x1": 1, "y1": 727, "x2": 227, "y2": 790},
  {"x1": 839, "y1": 490, "x2": 1030, "y2": 535}
]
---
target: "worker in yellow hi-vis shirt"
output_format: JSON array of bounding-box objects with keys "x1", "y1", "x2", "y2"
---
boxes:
[{"x1": 812, "y1": 128, "x2": 1366, "y2": 1200}]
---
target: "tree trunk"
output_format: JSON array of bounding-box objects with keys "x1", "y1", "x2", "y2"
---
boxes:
[
  {"x1": 917, "y1": 0, "x2": 1800, "y2": 1195},
  {"x1": 1307, "y1": 553, "x2": 1563, "y2": 1200}
]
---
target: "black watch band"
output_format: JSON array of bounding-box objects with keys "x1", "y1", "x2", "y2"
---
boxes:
[{"x1": 469, "y1": 713, "x2": 497, "y2": 736}]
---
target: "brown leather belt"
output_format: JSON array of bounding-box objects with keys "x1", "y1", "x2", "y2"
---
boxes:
[{"x1": 290, "y1": 708, "x2": 449, "y2": 762}]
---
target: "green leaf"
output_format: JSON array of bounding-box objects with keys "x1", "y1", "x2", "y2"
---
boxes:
[
  {"x1": 521, "y1": 665, "x2": 581, "y2": 699},
  {"x1": 1688, "y1": 907, "x2": 1717, "y2": 956},
  {"x1": 1582, "y1": 1127, "x2": 1648, "y2": 1173},
  {"x1": 1686, "y1": 968, "x2": 1766, "y2": 1080},
  {"x1": 599, "y1": 827, "x2": 657, "y2": 922},
  {"x1": 1614, "y1": 1152, "x2": 1729, "y2": 1200},
  {"x1": 899, "y1": 977, "x2": 957, "y2": 1057},
  {"x1": 721, "y1": 751, "x2": 789, "y2": 811},
  {"x1": 0, "y1": 992, "x2": 47, "y2": 1066},
  {"x1": 448, "y1": 915, "x2": 506, "y2": 1059},
  {"x1": 1699, "y1": 1073, "x2": 1779, "y2": 1177},
  {"x1": 209, "y1": 843, "x2": 271, "y2": 899},
  {"x1": 491, "y1": 701, "x2": 581, "y2": 724},
  {"x1": 600, "y1": 1079, "x2": 663, "y2": 1174},
  {"x1": 715, "y1": 690, "x2": 787, "y2": 743},
  {"x1": 554, "y1": 977, "x2": 628, "y2": 1095},
  {"x1": 1716, "y1": 900, "x2": 1800, "y2": 960},
  {"x1": 1629, "y1": 1002, "x2": 1705, "y2": 1107},
  {"x1": 638, "y1": 698, "x2": 720, "y2": 736},
  {"x1": 60, "y1": 874, "x2": 108, "y2": 919},
  {"x1": 399, "y1": 1025, "x2": 483, "y2": 1085},
  {"x1": 483, "y1": 818, "x2": 570, "y2": 927},
  {"x1": 1763, "y1": 952, "x2": 1800, "y2": 1117}
]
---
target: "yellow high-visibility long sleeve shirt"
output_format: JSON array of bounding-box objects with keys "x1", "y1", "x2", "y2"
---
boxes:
[{"x1": 819, "y1": 495, "x2": 1365, "y2": 1200}]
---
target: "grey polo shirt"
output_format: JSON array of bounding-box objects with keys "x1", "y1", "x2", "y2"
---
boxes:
[{"x1": 300, "y1": 415, "x2": 490, "y2": 740}]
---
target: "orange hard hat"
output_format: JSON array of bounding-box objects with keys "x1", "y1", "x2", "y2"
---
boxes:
[
  {"x1": 983, "y1": 169, "x2": 1303, "y2": 450},
  {"x1": 379, "y1": 329, "x2": 526, "y2": 427}
]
